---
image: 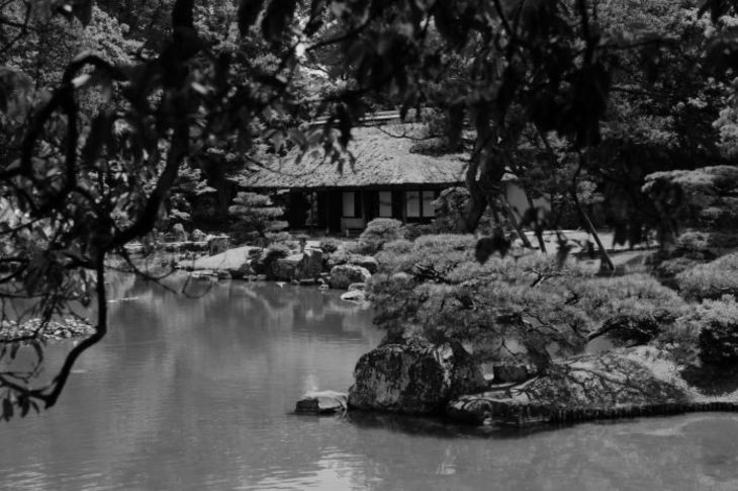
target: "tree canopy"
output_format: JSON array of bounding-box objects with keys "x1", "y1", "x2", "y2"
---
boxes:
[{"x1": 1, "y1": 0, "x2": 738, "y2": 419}]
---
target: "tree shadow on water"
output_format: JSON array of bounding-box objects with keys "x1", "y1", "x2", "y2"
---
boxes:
[{"x1": 345, "y1": 411, "x2": 573, "y2": 439}]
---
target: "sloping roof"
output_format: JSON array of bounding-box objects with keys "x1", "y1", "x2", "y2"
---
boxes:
[{"x1": 237, "y1": 125, "x2": 467, "y2": 190}]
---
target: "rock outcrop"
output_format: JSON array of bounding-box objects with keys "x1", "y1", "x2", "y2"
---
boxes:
[
  {"x1": 348, "y1": 340, "x2": 487, "y2": 415},
  {"x1": 447, "y1": 347, "x2": 691, "y2": 426},
  {"x1": 329, "y1": 264, "x2": 371, "y2": 289}
]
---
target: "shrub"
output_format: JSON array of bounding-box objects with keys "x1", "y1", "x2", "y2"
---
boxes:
[
  {"x1": 654, "y1": 316, "x2": 701, "y2": 367},
  {"x1": 369, "y1": 233, "x2": 688, "y2": 369},
  {"x1": 370, "y1": 239, "x2": 593, "y2": 367},
  {"x1": 252, "y1": 243, "x2": 291, "y2": 275},
  {"x1": 325, "y1": 248, "x2": 350, "y2": 268},
  {"x1": 358, "y1": 218, "x2": 405, "y2": 253},
  {"x1": 345, "y1": 240, "x2": 378, "y2": 256},
  {"x1": 369, "y1": 273, "x2": 590, "y2": 366},
  {"x1": 435, "y1": 251, "x2": 591, "y2": 290},
  {"x1": 376, "y1": 234, "x2": 477, "y2": 275},
  {"x1": 652, "y1": 256, "x2": 701, "y2": 288},
  {"x1": 265, "y1": 231, "x2": 293, "y2": 244},
  {"x1": 319, "y1": 237, "x2": 343, "y2": 254},
  {"x1": 678, "y1": 297, "x2": 738, "y2": 366},
  {"x1": 675, "y1": 231, "x2": 738, "y2": 257},
  {"x1": 229, "y1": 192, "x2": 287, "y2": 244},
  {"x1": 431, "y1": 187, "x2": 468, "y2": 232},
  {"x1": 567, "y1": 274, "x2": 686, "y2": 323},
  {"x1": 413, "y1": 234, "x2": 478, "y2": 252},
  {"x1": 375, "y1": 239, "x2": 413, "y2": 260},
  {"x1": 643, "y1": 166, "x2": 738, "y2": 233},
  {"x1": 401, "y1": 223, "x2": 435, "y2": 241},
  {"x1": 676, "y1": 252, "x2": 738, "y2": 300}
]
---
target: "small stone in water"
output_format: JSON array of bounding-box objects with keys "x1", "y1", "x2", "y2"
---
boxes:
[{"x1": 295, "y1": 391, "x2": 347, "y2": 415}]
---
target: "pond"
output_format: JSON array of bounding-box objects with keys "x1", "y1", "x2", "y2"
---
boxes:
[{"x1": 2, "y1": 276, "x2": 738, "y2": 490}]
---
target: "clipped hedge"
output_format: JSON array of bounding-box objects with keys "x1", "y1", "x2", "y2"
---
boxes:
[
  {"x1": 358, "y1": 218, "x2": 406, "y2": 254},
  {"x1": 676, "y1": 252, "x2": 738, "y2": 300},
  {"x1": 568, "y1": 274, "x2": 687, "y2": 323},
  {"x1": 696, "y1": 297, "x2": 738, "y2": 366}
]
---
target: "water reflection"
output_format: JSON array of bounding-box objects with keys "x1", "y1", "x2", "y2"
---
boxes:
[{"x1": 1, "y1": 275, "x2": 738, "y2": 490}]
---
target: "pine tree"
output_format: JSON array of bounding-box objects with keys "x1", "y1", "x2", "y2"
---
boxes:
[{"x1": 228, "y1": 192, "x2": 288, "y2": 243}]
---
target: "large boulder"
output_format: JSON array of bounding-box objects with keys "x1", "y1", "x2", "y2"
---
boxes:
[
  {"x1": 348, "y1": 340, "x2": 487, "y2": 415},
  {"x1": 329, "y1": 264, "x2": 371, "y2": 289}
]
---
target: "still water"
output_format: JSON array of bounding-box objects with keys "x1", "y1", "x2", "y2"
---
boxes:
[{"x1": 2, "y1": 275, "x2": 738, "y2": 490}]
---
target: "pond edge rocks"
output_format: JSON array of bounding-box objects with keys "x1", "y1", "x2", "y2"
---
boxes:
[
  {"x1": 175, "y1": 243, "x2": 376, "y2": 292},
  {"x1": 347, "y1": 340, "x2": 487, "y2": 415},
  {"x1": 339, "y1": 342, "x2": 738, "y2": 428}
]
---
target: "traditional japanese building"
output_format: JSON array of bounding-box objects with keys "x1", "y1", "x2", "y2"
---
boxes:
[{"x1": 237, "y1": 117, "x2": 547, "y2": 234}]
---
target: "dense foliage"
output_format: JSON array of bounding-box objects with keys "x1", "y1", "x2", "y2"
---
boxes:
[
  {"x1": 371, "y1": 235, "x2": 591, "y2": 368},
  {"x1": 676, "y1": 252, "x2": 738, "y2": 300},
  {"x1": 2, "y1": 0, "x2": 738, "y2": 419}
]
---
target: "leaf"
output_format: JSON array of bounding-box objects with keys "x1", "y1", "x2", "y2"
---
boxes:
[{"x1": 238, "y1": 0, "x2": 265, "y2": 35}]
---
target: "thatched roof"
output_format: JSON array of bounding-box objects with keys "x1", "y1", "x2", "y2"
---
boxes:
[{"x1": 237, "y1": 125, "x2": 467, "y2": 190}]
